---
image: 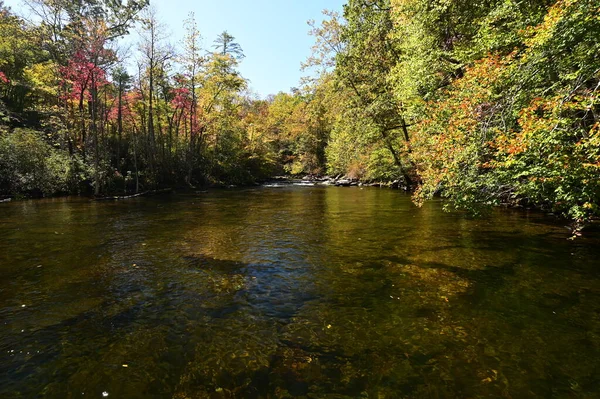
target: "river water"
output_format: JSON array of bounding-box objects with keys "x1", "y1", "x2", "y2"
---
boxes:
[{"x1": 1, "y1": 186, "x2": 599, "y2": 398}]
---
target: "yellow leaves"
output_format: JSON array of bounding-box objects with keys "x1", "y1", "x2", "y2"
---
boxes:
[
  {"x1": 410, "y1": 54, "x2": 509, "y2": 194},
  {"x1": 24, "y1": 61, "x2": 60, "y2": 97},
  {"x1": 523, "y1": 0, "x2": 579, "y2": 48}
]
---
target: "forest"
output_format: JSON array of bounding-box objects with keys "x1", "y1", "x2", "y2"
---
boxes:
[{"x1": 0, "y1": 0, "x2": 599, "y2": 228}]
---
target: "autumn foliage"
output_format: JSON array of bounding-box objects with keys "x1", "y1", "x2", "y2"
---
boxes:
[{"x1": 1, "y1": 0, "x2": 599, "y2": 227}]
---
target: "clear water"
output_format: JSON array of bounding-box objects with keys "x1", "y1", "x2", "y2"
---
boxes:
[{"x1": 1, "y1": 186, "x2": 599, "y2": 398}]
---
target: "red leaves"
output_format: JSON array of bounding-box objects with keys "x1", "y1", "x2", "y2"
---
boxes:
[
  {"x1": 0, "y1": 71, "x2": 8, "y2": 84},
  {"x1": 170, "y1": 83, "x2": 202, "y2": 136},
  {"x1": 106, "y1": 90, "x2": 141, "y2": 123},
  {"x1": 60, "y1": 49, "x2": 109, "y2": 102},
  {"x1": 59, "y1": 20, "x2": 114, "y2": 103},
  {"x1": 171, "y1": 87, "x2": 192, "y2": 109}
]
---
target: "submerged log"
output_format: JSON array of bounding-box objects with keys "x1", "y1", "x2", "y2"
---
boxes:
[
  {"x1": 335, "y1": 179, "x2": 353, "y2": 187},
  {"x1": 94, "y1": 188, "x2": 172, "y2": 201}
]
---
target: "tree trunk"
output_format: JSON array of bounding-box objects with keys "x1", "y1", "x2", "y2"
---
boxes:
[
  {"x1": 90, "y1": 75, "x2": 100, "y2": 196},
  {"x1": 380, "y1": 128, "x2": 413, "y2": 189},
  {"x1": 117, "y1": 80, "x2": 123, "y2": 172}
]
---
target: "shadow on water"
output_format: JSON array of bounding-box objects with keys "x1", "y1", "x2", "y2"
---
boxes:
[{"x1": 1, "y1": 187, "x2": 600, "y2": 398}]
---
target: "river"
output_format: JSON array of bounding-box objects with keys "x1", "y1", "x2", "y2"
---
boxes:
[{"x1": 1, "y1": 186, "x2": 599, "y2": 398}]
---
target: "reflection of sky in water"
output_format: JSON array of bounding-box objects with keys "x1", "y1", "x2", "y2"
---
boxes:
[{"x1": 1, "y1": 187, "x2": 599, "y2": 398}]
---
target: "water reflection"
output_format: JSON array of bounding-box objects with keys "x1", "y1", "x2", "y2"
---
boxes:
[{"x1": 1, "y1": 188, "x2": 599, "y2": 398}]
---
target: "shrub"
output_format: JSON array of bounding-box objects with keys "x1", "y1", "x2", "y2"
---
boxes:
[{"x1": 0, "y1": 128, "x2": 74, "y2": 196}]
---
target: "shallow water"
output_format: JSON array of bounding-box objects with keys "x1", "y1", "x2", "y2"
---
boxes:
[{"x1": 1, "y1": 186, "x2": 599, "y2": 398}]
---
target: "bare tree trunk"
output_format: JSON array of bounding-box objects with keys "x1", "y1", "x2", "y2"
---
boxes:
[
  {"x1": 133, "y1": 127, "x2": 139, "y2": 193},
  {"x1": 91, "y1": 75, "x2": 100, "y2": 196},
  {"x1": 117, "y1": 79, "x2": 123, "y2": 171},
  {"x1": 79, "y1": 90, "x2": 87, "y2": 162}
]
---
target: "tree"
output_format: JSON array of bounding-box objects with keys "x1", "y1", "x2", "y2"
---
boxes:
[
  {"x1": 137, "y1": 5, "x2": 172, "y2": 185},
  {"x1": 180, "y1": 12, "x2": 204, "y2": 185},
  {"x1": 0, "y1": 4, "x2": 43, "y2": 114},
  {"x1": 213, "y1": 31, "x2": 244, "y2": 60},
  {"x1": 406, "y1": 0, "x2": 600, "y2": 228},
  {"x1": 111, "y1": 65, "x2": 131, "y2": 171},
  {"x1": 309, "y1": 1, "x2": 416, "y2": 186},
  {"x1": 201, "y1": 35, "x2": 247, "y2": 183}
]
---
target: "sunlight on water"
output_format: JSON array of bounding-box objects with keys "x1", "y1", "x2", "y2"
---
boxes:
[{"x1": 1, "y1": 187, "x2": 599, "y2": 398}]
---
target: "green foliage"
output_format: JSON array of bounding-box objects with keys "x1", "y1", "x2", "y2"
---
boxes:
[
  {"x1": 0, "y1": 128, "x2": 78, "y2": 195},
  {"x1": 0, "y1": 7, "x2": 47, "y2": 114},
  {"x1": 405, "y1": 0, "x2": 600, "y2": 224},
  {"x1": 322, "y1": 0, "x2": 416, "y2": 185},
  {"x1": 1, "y1": 0, "x2": 599, "y2": 228},
  {"x1": 213, "y1": 31, "x2": 245, "y2": 60},
  {"x1": 304, "y1": 0, "x2": 599, "y2": 224},
  {"x1": 251, "y1": 89, "x2": 331, "y2": 177}
]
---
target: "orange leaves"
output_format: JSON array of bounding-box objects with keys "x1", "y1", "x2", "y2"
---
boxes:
[
  {"x1": 397, "y1": 0, "x2": 600, "y2": 221},
  {"x1": 409, "y1": 51, "x2": 536, "y2": 206},
  {"x1": 412, "y1": 53, "x2": 507, "y2": 163}
]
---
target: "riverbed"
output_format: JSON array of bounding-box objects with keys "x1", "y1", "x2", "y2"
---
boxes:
[{"x1": 1, "y1": 186, "x2": 599, "y2": 398}]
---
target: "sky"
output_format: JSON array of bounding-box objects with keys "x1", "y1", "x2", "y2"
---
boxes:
[{"x1": 3, "y1": 0, "x2": 346, "y2": 98}]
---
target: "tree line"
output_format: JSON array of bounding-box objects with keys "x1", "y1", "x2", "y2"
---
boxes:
[
  {"x1": 0, "y1": 0, "x2": 307, "y2": 196},
  {"x1": 308, "y1": 0, "x2": 599, "y2": 228},
  {"x1": 0, "y1": 0, "x2": 599, "y2": 227}
]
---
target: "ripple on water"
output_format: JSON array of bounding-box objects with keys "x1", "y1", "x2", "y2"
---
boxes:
[{"x1": 1, "y1": 188, "x2": 599, "y2": 398}]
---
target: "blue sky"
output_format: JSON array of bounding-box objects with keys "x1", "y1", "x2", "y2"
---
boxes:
[{"x1": 4, "y1": 0, "x2": 346, "y2": 97}]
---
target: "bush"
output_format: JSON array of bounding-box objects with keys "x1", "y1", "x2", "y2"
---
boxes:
[{"x1": 0, "y1": 128, "x2": 75, "y2": 196}]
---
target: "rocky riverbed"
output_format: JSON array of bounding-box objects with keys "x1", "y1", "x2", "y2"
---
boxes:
[{"x1": 263, "y1": 175, "x2": 408, "y2": 189}]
